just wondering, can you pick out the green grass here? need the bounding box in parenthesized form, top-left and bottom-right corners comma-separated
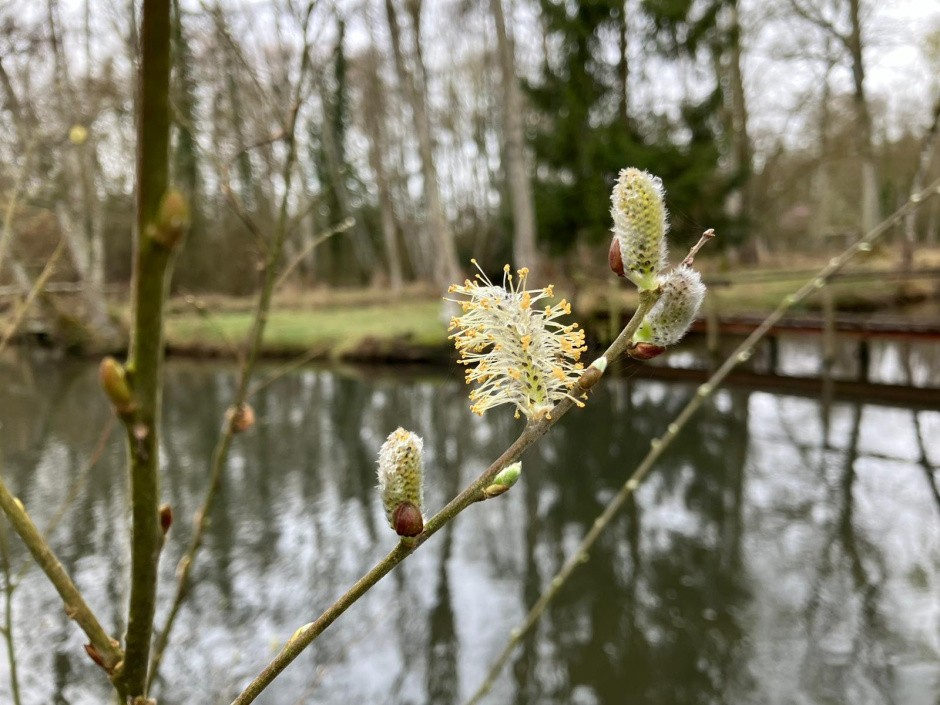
(166, 300, 449, 356)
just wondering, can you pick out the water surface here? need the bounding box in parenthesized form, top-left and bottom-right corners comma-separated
(0, 353, 938, 705)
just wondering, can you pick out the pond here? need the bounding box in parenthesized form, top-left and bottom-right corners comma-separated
(0, 350, 938, 705)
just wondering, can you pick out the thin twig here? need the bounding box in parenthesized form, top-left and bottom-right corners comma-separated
(147, 3, 317, 689)
(0, 470, 123, 674)
(274, 216, 355, 291)
(682, 228, 715, 267)
(228, 288, 661, 705)
(0, 521, 22, 705)
(0, 238, 66, 354)
(247, 346, 322, 399)
(462, 177, 940, 705)
(179, 293, 244, 361)
(0, 138, 36, 281)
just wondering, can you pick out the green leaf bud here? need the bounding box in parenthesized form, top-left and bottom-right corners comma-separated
(153, 189, 190, 249)
(484, 461, 522, 498)
(99, 356, 135, 415)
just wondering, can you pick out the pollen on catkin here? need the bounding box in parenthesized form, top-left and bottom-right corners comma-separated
(632, 265, 706, 347)
(610, 168, 668, 290)
(447, 261, 587, 420)
(377, 428, 424, 534)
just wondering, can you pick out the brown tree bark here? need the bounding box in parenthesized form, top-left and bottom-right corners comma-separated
(490, 0, 538, 274)
(384, 0, 461, 290)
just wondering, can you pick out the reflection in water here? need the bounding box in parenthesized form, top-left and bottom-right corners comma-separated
(0, 354, 938, 705)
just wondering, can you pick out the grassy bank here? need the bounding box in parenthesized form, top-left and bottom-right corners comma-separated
(5, 253, 937, 360)
(165, 298, 451, 361)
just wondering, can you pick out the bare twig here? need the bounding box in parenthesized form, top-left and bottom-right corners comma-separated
(274, 216, 355, 291)
(681, 228, 715, 267)
(247, 347, 322, 399)
(179, 293, 244, 361)
(0, 138, 35, 281)
(462, 177, 940, 705)
(0, 520, 22, 705)
(0, 238, 66, 354)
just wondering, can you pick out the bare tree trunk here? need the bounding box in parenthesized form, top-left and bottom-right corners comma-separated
(812, 57, 835, 245)
(846, 0, 878, 235)
(314, 71, 376, 274)
(384, 0, 460, 290)
(46, 0, 121, 348)
(490, 0, 538, 274)
(362, 50, 405, 291)
(618, 0, 629, 129)
(901, 97, 940, 270)
(719, 0, 759, 260)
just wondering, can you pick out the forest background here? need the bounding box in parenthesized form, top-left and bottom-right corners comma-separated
(1, 0, 939, 352)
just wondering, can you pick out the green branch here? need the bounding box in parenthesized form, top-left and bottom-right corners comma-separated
(228, 290, 660, 705)
(147, 4, 315, 690)
(116, 0, 175, 698)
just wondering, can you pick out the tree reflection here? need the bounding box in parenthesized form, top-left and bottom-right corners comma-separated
(1, 359, 937, 705)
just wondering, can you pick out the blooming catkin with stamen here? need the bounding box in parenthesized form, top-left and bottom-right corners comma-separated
(632, 265, 706, 348)
(610, 168, 668, 290)
(447, 261, 587, 420)
(377, 428, 424, 536)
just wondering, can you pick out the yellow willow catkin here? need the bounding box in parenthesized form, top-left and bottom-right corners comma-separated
(447, 261, 587, 420)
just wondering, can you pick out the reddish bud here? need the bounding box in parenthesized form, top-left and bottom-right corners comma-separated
(608, 237, 625, 277)
(578, 366, 603, 391)
(627, 342, 666, 360)
(226, 403, 256, 433)
(159, 504, 173, 535)
(391, 501, 423, 538)
(84, 643, 105, 669)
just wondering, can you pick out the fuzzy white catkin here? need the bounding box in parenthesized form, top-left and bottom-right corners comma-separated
(611, 168, 669, 290)
(634, 266, 706, 346)
(376, 428, 424, 527)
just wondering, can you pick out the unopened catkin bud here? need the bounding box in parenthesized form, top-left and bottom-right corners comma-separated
(152, 190, 190, 249)
(377, 428, 424, 536)
(99, 357, 135, 415)
(632, 266, 706, 348)
(484, 461, 522, 498)
(610, 168, 668, 290)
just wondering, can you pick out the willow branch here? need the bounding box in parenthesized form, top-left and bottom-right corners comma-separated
(116, 0, 174, 697)
(147, 4, 316, 689)
(462, 177, 940, 705)
(0, 471, 123, 674)
(228, 288, 660, 705)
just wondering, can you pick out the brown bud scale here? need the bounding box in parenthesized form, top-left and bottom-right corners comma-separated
(392, 501, 423, 537)
(608, 237, 625, 277)
(159, 503, 173, 535)
(628, 342, 666, 360)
